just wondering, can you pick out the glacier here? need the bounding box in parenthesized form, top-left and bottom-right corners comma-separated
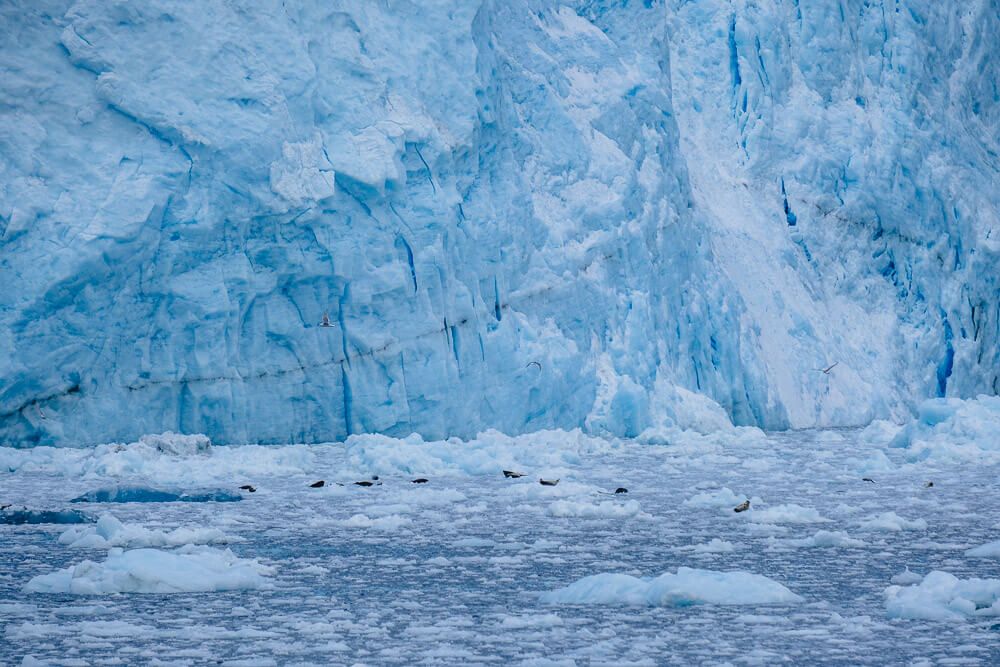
(1, 0, 997, 446)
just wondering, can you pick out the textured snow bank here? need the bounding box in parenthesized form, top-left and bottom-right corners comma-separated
(885, 571, 1000, 620)
(58, 514, 235, 549)
(25, 546, 272, 594)
(890, 396, 1000, 463)
(541, 568, 802, 606)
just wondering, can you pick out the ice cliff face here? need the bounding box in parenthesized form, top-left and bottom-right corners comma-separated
(0, 0, 996, 446)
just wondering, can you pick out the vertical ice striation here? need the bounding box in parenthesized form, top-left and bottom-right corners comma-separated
(668, 0, 1000, 426)
(0, 0, 996, 446)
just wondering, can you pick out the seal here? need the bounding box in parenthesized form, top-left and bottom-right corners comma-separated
(503, 470, 525, 479)
(733, 500, 750, 513)
(539, 478, 559, 487)
(412, 478, 429, 484)
(239, 485, 256, 493)
(614, 487, 628, 494)
(309, 480, 325, 488)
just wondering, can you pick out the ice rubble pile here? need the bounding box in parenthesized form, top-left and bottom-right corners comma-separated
(0, 431, 316, 485)
(1, 0, 997, 447)
(889, 395, 1000, 463)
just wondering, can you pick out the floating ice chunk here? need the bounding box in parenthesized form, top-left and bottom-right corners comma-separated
(138, 432, 211, 456)
(885, 571, 1000, 620)
(340, 514, 412, 531)
(453, 537, 496, 548)
(857, 512, 927, 532)
(683, 538, 738, 553)
(499, 613, 564, 629)
(889, 396, 1000, 464)
(890, 568, 924, 585)
(70, 487, 242, 504)
(965, 540, 1000, 558)
(343, 429, 612, 478)
(0, 507, 95, 525)
(784, 530, 864, 548)
(540, 567, 802, 607)
(749, 504, 830, 525)
(547, 499, 649, 519)
(0, 439, 317, 487)
(683, 487, 747, 508)
(859, 420, 902, 446)
(58, 514, 236, 549)
(24, 546, 273, 594)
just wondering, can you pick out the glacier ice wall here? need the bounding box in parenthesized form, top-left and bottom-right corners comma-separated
(668, 0, 1000, 428)
(0, 0, 996, 446)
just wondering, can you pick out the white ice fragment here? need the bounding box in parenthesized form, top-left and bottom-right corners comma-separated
(25, 546, 272, 594)
(885, 571, 1000, 620)
(541, 568, 803, 607)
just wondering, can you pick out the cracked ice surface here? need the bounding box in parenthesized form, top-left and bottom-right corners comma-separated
(3, 425, 1000, 665)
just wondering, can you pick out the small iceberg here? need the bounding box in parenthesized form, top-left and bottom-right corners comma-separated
(0, 507, 95, 525)
(541, 567, 803, 607)
(885, 571, 1000, 620)
(24, 545, 273, 594)
(58, 513, 237, 549)
(70, 486, 243, 504)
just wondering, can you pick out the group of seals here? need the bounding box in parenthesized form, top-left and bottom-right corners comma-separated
(239, 469, 633, 495)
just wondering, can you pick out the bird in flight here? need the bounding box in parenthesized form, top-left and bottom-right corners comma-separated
(816, 361, 838, 374)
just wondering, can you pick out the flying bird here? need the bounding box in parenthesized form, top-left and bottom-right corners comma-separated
(816, 362, 839, 374)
